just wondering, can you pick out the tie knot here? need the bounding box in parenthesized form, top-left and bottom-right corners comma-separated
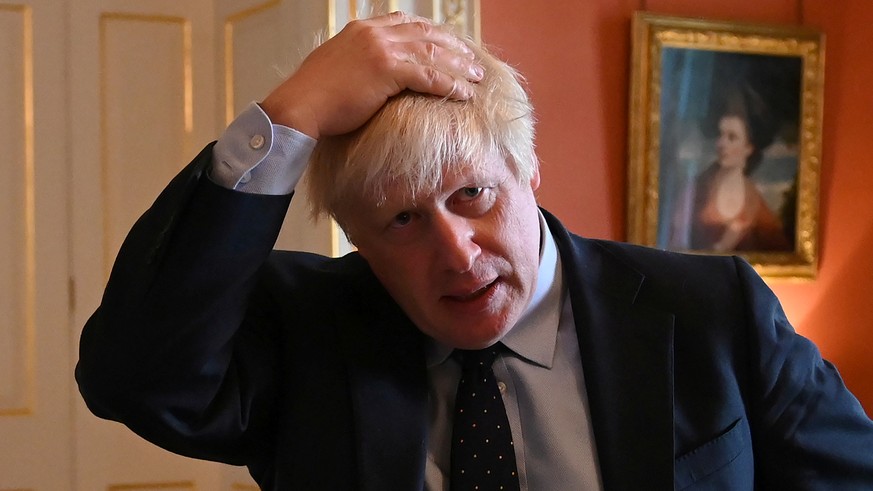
(458, 345, 500, 373)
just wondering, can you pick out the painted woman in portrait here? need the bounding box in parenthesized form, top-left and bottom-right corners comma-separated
(668, 88, 793, 252)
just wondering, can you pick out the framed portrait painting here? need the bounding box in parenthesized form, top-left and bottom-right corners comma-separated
(627, 12, 825, 279)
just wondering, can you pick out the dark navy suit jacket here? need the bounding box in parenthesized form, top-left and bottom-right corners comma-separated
(77, 144, 873, 490)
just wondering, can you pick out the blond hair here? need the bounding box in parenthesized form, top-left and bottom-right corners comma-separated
(305, 38, 537, 228)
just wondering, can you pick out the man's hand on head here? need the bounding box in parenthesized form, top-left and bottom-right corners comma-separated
(260, 11, 484, 140)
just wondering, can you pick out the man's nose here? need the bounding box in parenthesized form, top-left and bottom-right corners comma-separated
(432, 213, 481, 273)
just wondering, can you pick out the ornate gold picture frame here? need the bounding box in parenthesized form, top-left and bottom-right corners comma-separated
(627, 12, 824, 280)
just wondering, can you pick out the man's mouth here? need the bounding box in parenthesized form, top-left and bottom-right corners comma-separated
(446, 280, 498, 302)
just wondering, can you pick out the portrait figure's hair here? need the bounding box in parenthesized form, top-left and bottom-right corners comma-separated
(305, 32, 537, 230)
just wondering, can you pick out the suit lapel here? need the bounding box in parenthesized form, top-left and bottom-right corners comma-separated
(545, 211, 675, 490)
(337, 268, 429, 491)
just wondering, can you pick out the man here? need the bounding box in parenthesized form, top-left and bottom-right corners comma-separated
(77, 12, 873, 490)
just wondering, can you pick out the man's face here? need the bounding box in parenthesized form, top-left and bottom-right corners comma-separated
(344, 152, 542, 349)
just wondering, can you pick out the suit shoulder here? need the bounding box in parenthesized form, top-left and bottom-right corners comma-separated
(592, 239, 736, 271)
(580, 238, 753, 300)
(260, 249, 374, 288)
(543, 210, 745, 286)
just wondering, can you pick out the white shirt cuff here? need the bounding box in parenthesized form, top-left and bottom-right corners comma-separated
(210, 102, 316, 195)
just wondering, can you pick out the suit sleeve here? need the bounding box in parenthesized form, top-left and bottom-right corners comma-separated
(76, 143, 294, 465)
(736, 257, 873, 487)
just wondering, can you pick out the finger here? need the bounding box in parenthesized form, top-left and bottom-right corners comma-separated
(430, 43, 482, 80)
(402, 40, 482, 84)
(394, 34, 483, 99)
(382, 20, 472, 57)
(398, 63, 476, 100)
(352, 10, 430, 28)
(406, 53, 483, 87)
(447, 78, 458, 100)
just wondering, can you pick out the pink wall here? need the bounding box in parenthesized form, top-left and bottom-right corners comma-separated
(481, 0, 873, 413)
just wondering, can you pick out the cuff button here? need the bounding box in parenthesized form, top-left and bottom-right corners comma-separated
(249, 134, 265, 150)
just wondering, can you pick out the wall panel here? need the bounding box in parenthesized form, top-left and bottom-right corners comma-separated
(0, 3, 35, 417)
(100, 13, 192, 275)
(0, 0, 72, 488)
(224, 1, 282, 122)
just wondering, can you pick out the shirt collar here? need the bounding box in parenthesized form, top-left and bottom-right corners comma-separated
(426, 210, 564, 369)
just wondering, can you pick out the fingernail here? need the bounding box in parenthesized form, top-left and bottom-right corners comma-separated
(469, 63, 484, 79)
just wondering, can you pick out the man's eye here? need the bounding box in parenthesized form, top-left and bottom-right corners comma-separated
(461, 187, 483, 199)
(391, 212, 413, 228)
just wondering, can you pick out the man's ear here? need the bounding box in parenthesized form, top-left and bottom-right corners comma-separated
(530, 167, 541, 191)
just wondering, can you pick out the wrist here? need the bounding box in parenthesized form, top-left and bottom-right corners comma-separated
(259, 97, 320, 140)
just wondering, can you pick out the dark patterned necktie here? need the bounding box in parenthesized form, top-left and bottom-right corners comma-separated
(450, 346, 520, 491)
